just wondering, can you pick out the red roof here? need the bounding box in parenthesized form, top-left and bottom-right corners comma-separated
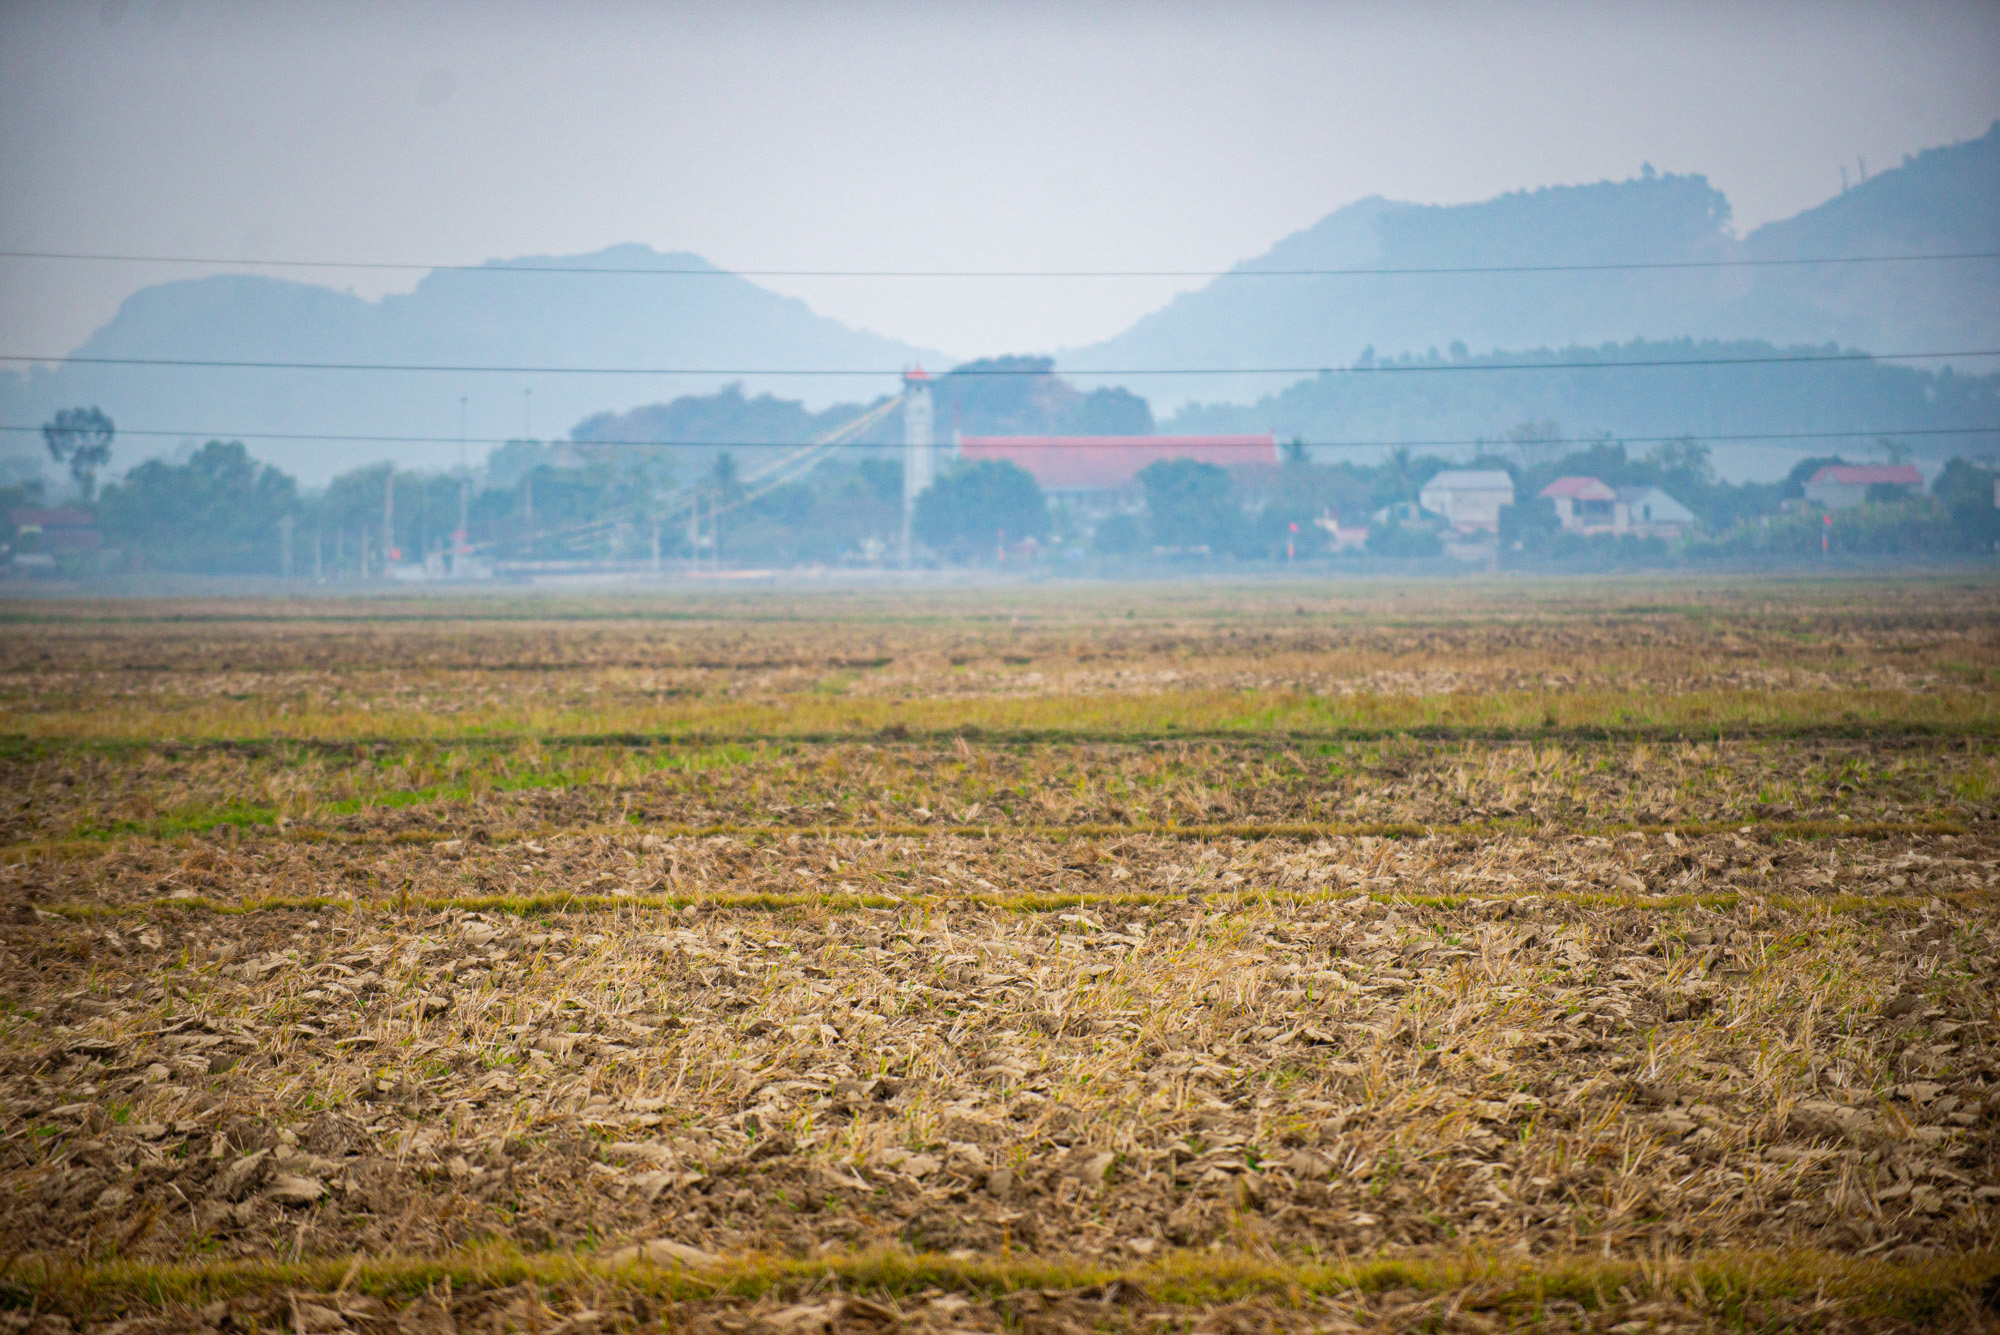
(10, 507, 95, 528)
(902, 366, 931, 382)
(959, 435, 1276, 490)
(1538, 476, 1617, 501)
(1810, 465, 1922, 487)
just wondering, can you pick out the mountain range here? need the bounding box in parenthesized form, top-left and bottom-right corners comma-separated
(1069, 121, 1999, 412)
(2, 121, 1994, 486)
(0, 248, 940, 484)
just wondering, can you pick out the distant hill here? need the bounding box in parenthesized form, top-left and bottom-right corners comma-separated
(1066, 122, 2000, 411)
(0, 245, 940, 485)
(570, 357, 1153, 483)
(1164, 336, 2000, 479)
(1743, 126, 2000, 354)
(10, 124, 1997, 492)
(570, 383, 894, 484)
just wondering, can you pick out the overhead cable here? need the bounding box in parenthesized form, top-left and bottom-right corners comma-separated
(2, 248, 1996, 279)
(5, 425, 1993, 452)
(5, 349, 1997, 377)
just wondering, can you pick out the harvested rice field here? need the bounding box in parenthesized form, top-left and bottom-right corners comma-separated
(3, 577, 1999, 1333)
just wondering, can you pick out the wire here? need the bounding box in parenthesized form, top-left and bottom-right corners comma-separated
(5, 349, 1997, 377)
(6, 425, 1993, 451)
(3, 247, 1996, 278)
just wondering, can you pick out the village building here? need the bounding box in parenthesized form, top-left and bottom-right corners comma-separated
(1538, 477, 1695, 538)
(7, 507, 101, 571)
(1802, 464, 1923, 510)
(1312, 512, 1370, 550)
(1417, 469, 1515, 532)
(1539, 476, 1619, 532)
(956, 434, 1278, 496)
(1614, 486, 1696, 538)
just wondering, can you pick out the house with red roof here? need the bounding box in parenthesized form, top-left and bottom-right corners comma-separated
(957, 435, 1278, 494)
(1537, 477, 1695, 538)
(1539, 477, 1619, 532)
(1802, 464, 1923, 511)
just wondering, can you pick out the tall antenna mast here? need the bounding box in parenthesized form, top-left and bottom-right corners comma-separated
(900, 367, 934, 568)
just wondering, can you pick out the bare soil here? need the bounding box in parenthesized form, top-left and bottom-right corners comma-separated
(2, 582, 1997, 1332)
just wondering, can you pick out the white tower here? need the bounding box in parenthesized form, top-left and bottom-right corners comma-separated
(900, 368, 934, 566)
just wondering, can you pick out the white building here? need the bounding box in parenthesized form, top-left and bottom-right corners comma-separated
(1418, 469, 1515, 532)
(1802, 464, 1922, 510)
(1615, 487, 1696, 538)
(1539, 476, 1695, 537)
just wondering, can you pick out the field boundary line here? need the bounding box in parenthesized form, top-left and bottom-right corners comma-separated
(28, 885, 1979, 921)
(2, 815, 1976, 858)
(7, 722, 2000, 753)
(7, 1241, 1996, 1322)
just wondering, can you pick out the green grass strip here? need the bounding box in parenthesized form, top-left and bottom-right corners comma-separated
(30, 884, 1969, 922)
(2, 813, 1973, 859)
(8, 719, 2000, 757)
(6, 1242, 1996, 1326)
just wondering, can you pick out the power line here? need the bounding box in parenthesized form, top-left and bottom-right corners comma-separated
(5, 425, 1993, 452)
(3, 247, 1996, 279)
(5, 349, 1998, 377)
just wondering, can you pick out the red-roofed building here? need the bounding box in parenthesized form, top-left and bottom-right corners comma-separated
(1538, 476, 1619, 532)
(1803, 464, 1923, 510)
(958, 435, 1278, 494)
(1535, 477, 1695, 537)
(9, 508, 100, 554)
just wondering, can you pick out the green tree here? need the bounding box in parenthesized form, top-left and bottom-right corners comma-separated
(1932, 456, 1995, 509)
(1138, 458, 1239, 552)
(1498, 496, 1560, 545)
(1931, 457, 2000, 549)
(41, 407, 115, 501)
(708, 449, 741, 497)
(1093, 513, 1143, 555)
(1366, 523, 1443, 559)
(913, 460, 1048, 558)
(1780, 456, 1846, 499)
(96, 440, 299, 573)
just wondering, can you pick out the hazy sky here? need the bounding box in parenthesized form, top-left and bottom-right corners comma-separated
(3, 0, 1997, 362)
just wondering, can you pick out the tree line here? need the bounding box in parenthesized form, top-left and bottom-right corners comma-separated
(5, 406, 1997, 575)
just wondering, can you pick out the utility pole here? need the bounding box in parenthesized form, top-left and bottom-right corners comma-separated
(278, 515, 295, 579)
(382, 467, 396, 574)
(314, 528, 322, 581)
(651, 521, 660, 574)
(459, 395, 469, 471)
(900, 368, 933, 568)
(455, 476, 471, 574)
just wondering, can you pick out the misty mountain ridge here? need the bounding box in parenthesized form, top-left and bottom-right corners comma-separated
(3, 122, 1994, 487)
(1068, 121, 1999, 410)
(1165, 334, 2000, 478)
(0, 244, 941, 485)
(569, 356, 1156, 484)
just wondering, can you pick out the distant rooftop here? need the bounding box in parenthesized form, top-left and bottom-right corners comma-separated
(1539, 476, 1618, 501)
(959, 435, 1277, 491)
(1422, 469, 1514, 490)
(9, 508, 95, 528)
(1810, 464, 1922, 487)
